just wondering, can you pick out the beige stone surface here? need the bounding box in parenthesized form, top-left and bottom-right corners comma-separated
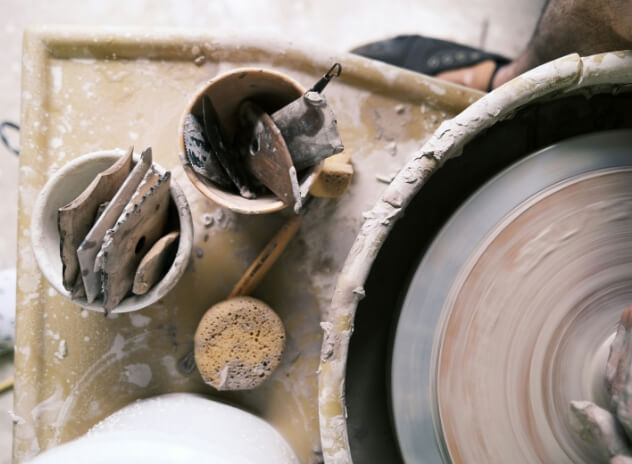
(0, 2, 544, 463)
(14, 27, 479, 463)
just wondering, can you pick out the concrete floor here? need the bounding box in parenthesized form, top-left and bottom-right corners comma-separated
(0, 1, 544, 462)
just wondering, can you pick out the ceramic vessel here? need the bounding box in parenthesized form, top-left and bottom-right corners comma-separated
(318, 51, 632, 463)
(31, 149, 193, 313)
(28, 393, 299, 464)
(178, 67, 317, 214)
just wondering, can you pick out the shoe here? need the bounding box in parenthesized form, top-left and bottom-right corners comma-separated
(352, 34, 509, 91)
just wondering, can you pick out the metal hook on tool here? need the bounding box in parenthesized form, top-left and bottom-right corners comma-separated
(309, 63, 343, 94)
(0, 121, 19, 156)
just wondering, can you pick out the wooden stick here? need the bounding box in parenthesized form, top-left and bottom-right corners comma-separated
(0, 376, 14, 393)
(228, 213, 302, 298)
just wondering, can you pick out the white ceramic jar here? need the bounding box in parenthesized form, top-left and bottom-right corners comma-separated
(28, 393, 299, 464)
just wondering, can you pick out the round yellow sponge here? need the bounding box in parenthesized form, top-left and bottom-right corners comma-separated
(194, 296, 286, 391)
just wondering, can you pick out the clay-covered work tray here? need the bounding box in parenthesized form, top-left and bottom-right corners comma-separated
(14, 26, 481, 463)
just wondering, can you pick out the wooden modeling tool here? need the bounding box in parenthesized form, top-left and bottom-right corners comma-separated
(239, 100, 301, 213)
(99, 170, 171, 313)
(133, 231, 180, 295)
(58, 147, 132, 290)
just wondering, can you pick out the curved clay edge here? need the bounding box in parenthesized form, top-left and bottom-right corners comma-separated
(317, 50, 632, 464)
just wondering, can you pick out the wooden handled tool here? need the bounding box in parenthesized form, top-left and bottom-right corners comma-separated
(193, 203, 309, 391)
(0, 376, 13, 393)
(228, 213, 302, 298)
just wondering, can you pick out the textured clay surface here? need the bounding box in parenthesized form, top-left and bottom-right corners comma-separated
(194, 296, 285, 390)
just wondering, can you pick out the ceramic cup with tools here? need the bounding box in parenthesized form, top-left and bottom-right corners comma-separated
(179, 68, 308, 214)
(31, 149, 193, 313)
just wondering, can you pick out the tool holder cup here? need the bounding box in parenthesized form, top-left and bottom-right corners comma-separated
(30, 150, 193, 313)
(178, 68, 316, 215)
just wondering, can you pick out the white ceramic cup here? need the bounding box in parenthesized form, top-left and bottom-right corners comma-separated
(28, 393, 299, 464)
(31, 149, 193, 313)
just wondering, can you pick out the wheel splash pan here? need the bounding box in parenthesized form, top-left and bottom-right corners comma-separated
(393, 130, 632, 463)
(320, 51, 632, 464)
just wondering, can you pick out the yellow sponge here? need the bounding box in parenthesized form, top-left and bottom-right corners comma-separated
(310, 152, 354, 198)
(194, 296, 285, 391)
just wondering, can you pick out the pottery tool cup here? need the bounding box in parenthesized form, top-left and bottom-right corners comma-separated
(179, 68, 319, 215)
(31, 149, 193, 313)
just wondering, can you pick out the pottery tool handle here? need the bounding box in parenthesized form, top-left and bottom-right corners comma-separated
(310, 63, 342, 93)
(0, 376, 13, 393)
(228, 213, 302, 298)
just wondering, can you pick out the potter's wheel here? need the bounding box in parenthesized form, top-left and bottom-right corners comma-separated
(391, 129, 632, 463)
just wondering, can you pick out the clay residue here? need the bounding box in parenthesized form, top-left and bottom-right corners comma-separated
(122, 363, 152, 388)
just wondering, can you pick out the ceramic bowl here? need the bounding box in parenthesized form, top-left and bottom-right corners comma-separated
(178, 67, 316, 215)
(28, 393, 299, 463)
(31, 149, 193, 313)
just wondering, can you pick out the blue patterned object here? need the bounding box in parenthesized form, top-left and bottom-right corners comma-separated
(0, 268, 15, 354)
